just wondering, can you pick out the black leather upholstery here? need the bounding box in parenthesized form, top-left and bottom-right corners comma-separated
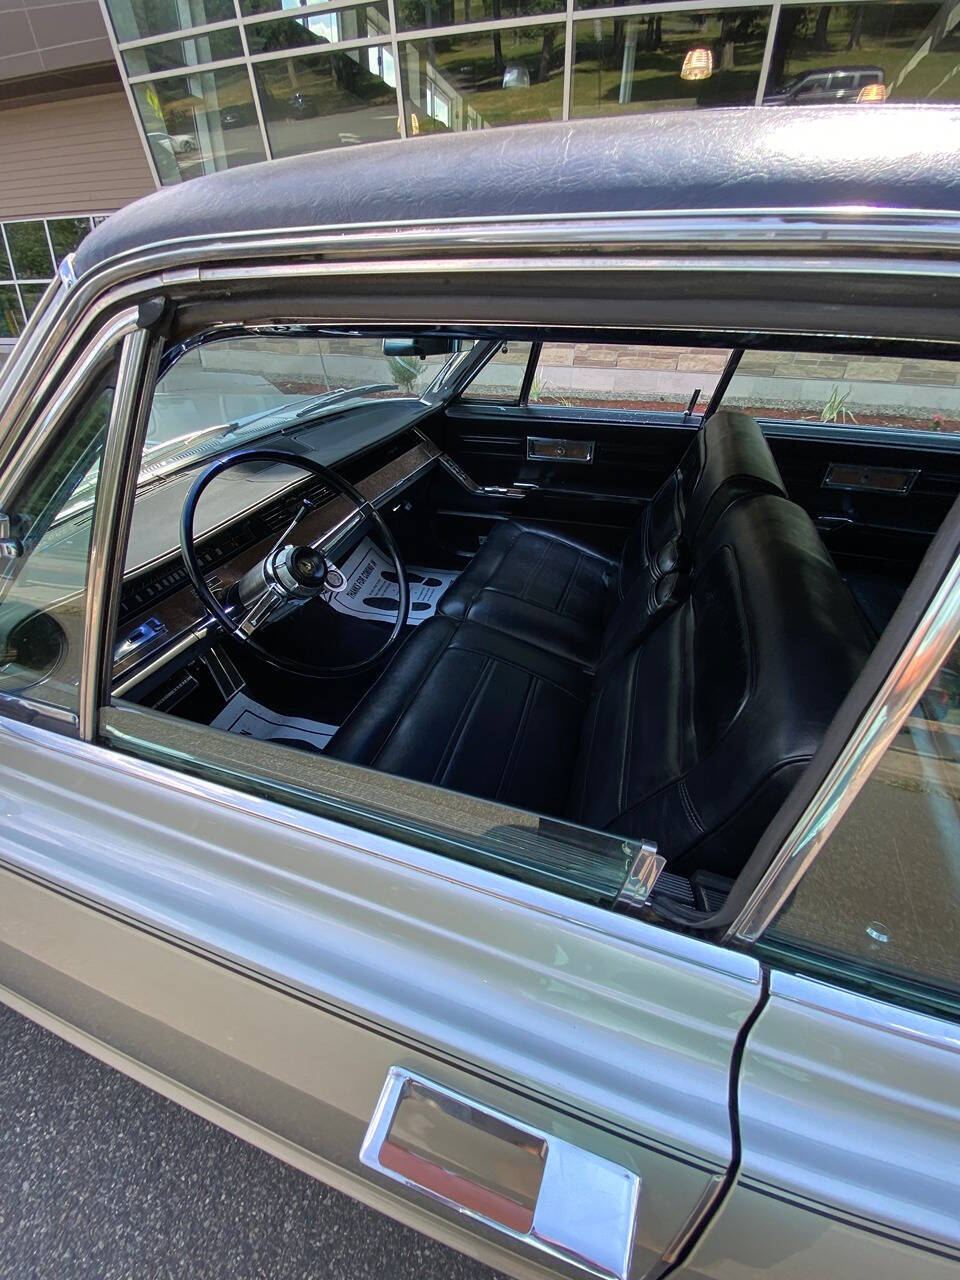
(327, 413, 873, 879)
(569, 495, 872, 876)
(437, 410, 785, 666)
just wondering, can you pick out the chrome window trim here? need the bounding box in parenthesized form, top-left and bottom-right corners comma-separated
(0, 308, 139, 509)
(728, 550, 960, 943)
(8, 208, 960, 472)
(79, 327, 160, 740)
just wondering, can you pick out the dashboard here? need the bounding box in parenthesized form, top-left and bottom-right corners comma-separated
(113, 425, 442, 694)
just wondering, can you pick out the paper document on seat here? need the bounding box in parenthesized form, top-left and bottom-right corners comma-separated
(326, 537, 457, 626)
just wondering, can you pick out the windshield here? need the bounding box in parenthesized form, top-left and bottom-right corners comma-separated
(57, 333, 468, 520)
(146, 334, 463, 469)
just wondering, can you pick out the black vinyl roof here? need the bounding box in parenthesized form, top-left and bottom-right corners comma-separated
(73, 105, 960, 278)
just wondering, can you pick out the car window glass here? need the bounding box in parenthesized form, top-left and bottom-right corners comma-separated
(0, 367, 115, 717)
(149, 335, 462, 459)
(526, 343, 731, 414)
(765, 641, 960, 1007)
(459, 342, 533, 402)
(722, 350, 960, 434)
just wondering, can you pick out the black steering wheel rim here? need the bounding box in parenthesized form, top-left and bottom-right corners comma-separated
(179, 447, 410, 678)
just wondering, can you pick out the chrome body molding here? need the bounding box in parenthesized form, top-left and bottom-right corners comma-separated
(732, 970, 960, 1258)
(729, 549, 960, 942)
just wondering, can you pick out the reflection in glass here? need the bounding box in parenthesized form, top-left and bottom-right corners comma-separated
(4, 221, 53, 280)
(400, 24, 564, 134)
(770, 641, 960, 998)
(104, 0, 235, 44)
(0, 235, 11, 280)
(133, 66, 266, 185)
(19, 286, 48, 320)
(572, 11, 768, 117)
(122, 28, 244, 77)
(763, 2, 959, 105)
(246, 3, 390, 54)
(254, 48, 399, 157)
(0, 287, 23, 339)
(395, 0, 564, 32)
(48, 218, 93, 263)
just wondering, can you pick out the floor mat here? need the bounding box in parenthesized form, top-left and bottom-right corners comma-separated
(211, 690, 339, 751)
(326, 537, 458, 626)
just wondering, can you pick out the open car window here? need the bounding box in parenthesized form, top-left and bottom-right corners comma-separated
(722, 349, 960, 435)
(100, 327, 958, 939)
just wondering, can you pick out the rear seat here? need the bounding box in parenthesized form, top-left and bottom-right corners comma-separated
(327, 416, 873, 879)
(436, 410, 786, 666)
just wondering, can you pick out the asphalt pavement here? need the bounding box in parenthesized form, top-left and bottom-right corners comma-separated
(0, 1001, 503, 1280)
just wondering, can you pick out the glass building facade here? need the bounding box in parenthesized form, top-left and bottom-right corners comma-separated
(0, 216, 107, 338)
(90, 0, 960, 184)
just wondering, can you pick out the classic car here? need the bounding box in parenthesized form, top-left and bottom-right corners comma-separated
(0, 106, 958, 1280)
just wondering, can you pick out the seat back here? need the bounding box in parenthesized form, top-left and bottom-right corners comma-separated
(570, 495, 872, 877)
(619, 410, 786, 597)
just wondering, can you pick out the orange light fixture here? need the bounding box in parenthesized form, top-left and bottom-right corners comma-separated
(680, 47, 713, 81)
(856, 82, 888, 102)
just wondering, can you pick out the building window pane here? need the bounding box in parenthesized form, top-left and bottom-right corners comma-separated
(529, 343, 731, 412)
(48, 218, 93, 263)
(4, 221, 53, 280)
(19, 286, 48, 320)
(122, 28, 245, 77)
(104, 0, 235, 44)
(133, 66, 266, 185)
(246, 4, 390, 54)
(764, 2, 959, 106)
(254, 48, 399, 157)
(0, 287, 24, 339)
(396, 0, 564, 33)
(767, 642, 960, 1005)
(461, 342, 533, 401)
(400, 24, 565, 134)
(572, 11, 769, 118)
(723, 349, 960, 433)
(0, 235, 11, 281)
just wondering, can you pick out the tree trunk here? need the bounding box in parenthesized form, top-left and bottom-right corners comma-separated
(846, 5, 864, 49)
(813, 5, 831, 50)
(491, 0, 504, 72)
(537, 25, 558, 82)
(767, 7, 801, 92)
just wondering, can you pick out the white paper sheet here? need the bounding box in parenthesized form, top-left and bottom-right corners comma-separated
(325, 538, 458, 626)
(211, 690, 338, 751)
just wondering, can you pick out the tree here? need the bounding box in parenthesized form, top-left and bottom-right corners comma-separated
(813, 5, 831, 50)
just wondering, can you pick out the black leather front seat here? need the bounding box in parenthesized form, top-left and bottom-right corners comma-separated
(436, 410, 786, 666)
(327, 494, 872, 879)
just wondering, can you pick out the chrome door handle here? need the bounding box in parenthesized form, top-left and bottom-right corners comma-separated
(360, 1067, 640, 1279)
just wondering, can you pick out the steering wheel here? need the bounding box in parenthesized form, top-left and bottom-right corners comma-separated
(179, 448, 410, 677)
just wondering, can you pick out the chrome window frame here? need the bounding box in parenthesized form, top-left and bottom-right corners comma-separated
(3, 208, 960, 944)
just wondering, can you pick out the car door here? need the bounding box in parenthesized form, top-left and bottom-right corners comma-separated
(0, 315, 763, 1279)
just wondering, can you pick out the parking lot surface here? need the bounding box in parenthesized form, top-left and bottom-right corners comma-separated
(0, 1002, 502, 1280)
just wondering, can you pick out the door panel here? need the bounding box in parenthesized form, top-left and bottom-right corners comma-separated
(0, 714, 764, 1279)
(764, 429, 960, 581)
(426, 403, 698, 560)
(677, 969, 960, 1278)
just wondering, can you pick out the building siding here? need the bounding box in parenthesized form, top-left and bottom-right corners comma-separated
(0, 89, 154, 219)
